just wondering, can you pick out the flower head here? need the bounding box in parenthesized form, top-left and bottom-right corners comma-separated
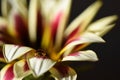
(0, 0, 117, 80)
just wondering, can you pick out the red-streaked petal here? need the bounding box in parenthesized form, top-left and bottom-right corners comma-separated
(66, 32, 105, 45)
(0, 62, 29, 80)
(8, 9, 29, 45)
(65, 1, 102, 38)
(27, 57, 56, 77)
(59, 32, 104, 56)
(0, 64, 15, 80)
(50, 65, 77, 80)
(14, 59, 31, 78)
(62, 50, 98, 61)
(3, 44, 33, 62)
(53, 0, 71, 49)
(40, 0, 71, 49)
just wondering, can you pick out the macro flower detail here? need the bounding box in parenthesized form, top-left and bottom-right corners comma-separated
(0, 0, 117, 80)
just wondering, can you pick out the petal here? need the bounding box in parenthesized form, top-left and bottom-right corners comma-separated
(66, 32, 105, 45)
(87, 15, 118, 36)
(59, 32, 104, 56)
(14, 59, 31, 78)
(28, 0, 38, 43)
(0, 63, 26, 80)
(50, 65, 77, 80)
(27, 57, 56, 77)
(1, 0, 10, 17)
(65, 1, 102, 38)
(41, 0, 71, 49)
(62, 50, 98, 61)
(53, 0, 71, 49)
(8, 0, 27, 18)
(0, 64, 15, 80)
(3, 44, 33, 62)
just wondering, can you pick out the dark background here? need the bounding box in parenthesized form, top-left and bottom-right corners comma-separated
(70, 0, 120, 80)
(0, 0, 120, 80)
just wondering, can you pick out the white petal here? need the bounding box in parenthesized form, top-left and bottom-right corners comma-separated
(62, 50, 98, 61)
(28, 0, 38, 43)
(59, 32, 104, 55)
(3, 44, 33, 62)
(28, 57, 56, 77)
(87, 15, 118, 36)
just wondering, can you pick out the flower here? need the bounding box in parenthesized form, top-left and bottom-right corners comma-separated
(0, 0, 117, 80)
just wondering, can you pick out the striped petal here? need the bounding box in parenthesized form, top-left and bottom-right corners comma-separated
(50, 65, 77, 80)
(0, 62, 29, 80)
(0, 64, 15, 80)
(65, 1, 102, 38)
(3, 44, 33, 62)
(27, 57, 56, 77)
(87, 15, 118, 36)
(14, 59, 31, 79)
(59, 32, 104, 56)
(62, 50, 98, 61)
(40, 0, 71, 49)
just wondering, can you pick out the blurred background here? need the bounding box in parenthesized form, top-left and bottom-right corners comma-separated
(70, 0, 120, 80)
(0, 0, 120, 80)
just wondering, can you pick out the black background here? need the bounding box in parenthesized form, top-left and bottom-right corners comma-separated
(0, 0, 120, 80)
(70, 0, 120, 80)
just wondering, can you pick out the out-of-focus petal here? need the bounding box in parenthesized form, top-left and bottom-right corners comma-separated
(59, 32, 104, 56)
(50, 65, 77, 80)
(53, 0, 71, 49)
(40, 0, 71, 49)
(1, 0, 10, 17)
(87, 15, 118, 36)
(64, 1, 102, 38)
(2, 44, 33, 62)
(8, 0, 27, 18)
(27, 57, 56, 77)
(28, 0, 38, 43)
(14, 59, 31, 79)
(62, 50, 98, 61)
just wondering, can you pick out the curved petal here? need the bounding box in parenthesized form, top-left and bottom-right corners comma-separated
(50, 65, 77, 80)
(27, 57, 56, 77)
(0, 64, 15, 80)
(3, 44, 33, 62)
(14, 59, 31, 78)
(59, 32, 104, 56)
(0, 63, 28, 80)
(86, 15, 118, 36)
(62, 50, 98, 61)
